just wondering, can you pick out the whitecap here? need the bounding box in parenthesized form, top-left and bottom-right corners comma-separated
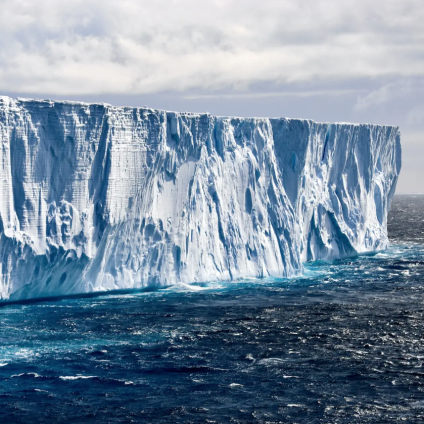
(14, 349, 34, 359)
(59, 375, 96, 381)
(165, 282, 220, 292)
(257, 358, 286, 365)
(11, 372, 40, 378)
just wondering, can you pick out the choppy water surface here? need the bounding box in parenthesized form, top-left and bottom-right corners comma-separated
(1, 195, 424, 423)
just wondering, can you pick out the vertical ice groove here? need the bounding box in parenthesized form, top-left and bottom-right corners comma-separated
(0, 96, 401, 301)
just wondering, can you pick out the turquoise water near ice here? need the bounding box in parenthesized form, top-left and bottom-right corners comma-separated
(1, 195, 424, 423)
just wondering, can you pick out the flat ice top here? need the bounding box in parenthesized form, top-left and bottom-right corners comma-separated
(0, 95, 396, 129)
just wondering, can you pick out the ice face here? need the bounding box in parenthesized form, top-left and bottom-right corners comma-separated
(0, 96, 401, 301)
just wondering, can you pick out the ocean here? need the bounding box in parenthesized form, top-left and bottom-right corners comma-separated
(1, 194, 424, 423)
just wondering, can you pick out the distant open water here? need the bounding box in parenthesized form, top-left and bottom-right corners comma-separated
(1, 194, 424, 423)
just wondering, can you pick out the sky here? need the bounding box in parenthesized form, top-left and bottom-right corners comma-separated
(1, 0, 423, 193)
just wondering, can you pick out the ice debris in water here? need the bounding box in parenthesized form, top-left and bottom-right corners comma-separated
(0, 96, 401, 301)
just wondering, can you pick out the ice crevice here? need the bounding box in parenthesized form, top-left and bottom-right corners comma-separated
(0, 96, 401, 301)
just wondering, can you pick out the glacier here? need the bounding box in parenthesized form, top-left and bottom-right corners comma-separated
(0, 96, 401, 301)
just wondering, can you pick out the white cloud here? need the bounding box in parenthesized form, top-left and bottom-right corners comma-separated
(407, 105, 424, 126)
(0, 0, 423, 95)
(354, 79, 424, 110)
(354, 84, 398, 110)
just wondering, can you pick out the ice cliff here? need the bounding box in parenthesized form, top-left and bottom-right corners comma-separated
(0, 96, 401, 301)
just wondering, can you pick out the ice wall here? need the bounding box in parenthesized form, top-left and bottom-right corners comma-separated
(0, 96, 401, 301)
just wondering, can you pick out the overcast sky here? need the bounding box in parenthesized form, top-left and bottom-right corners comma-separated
(1, 0, 423, 193)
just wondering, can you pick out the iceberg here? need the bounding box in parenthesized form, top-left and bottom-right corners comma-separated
(0, 96, 401, 301)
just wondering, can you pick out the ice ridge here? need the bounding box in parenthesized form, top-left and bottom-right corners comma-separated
(0, 96, 401, 301)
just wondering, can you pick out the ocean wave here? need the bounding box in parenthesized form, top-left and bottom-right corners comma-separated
(59, 375, 97, 381)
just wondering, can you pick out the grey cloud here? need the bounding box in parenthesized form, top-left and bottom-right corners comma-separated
(0, 0, 423, 95)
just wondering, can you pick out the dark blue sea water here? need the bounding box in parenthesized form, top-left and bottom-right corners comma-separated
(1, 195, 424, 423)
